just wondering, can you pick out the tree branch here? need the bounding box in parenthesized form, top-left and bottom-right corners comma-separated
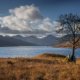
(75, 37, 80, 44)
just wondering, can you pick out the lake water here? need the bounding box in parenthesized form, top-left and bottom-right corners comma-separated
(0, 46, 80, 58)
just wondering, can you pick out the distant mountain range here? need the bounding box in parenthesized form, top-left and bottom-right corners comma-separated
(0, 34, 79, 47)
(0, 35, 36, 46)
(0, 35, 59, 46)
(13, 35, 59, 46)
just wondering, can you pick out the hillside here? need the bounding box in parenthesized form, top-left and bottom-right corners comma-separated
(0, 34, 80, 47)
(55, 34, 80, 48)
(13, 35, 59, 46)
(0, 53, 80, 80)
(56, 41, 80, 48)
(0, 35, 59, 46)
(0, 35, 37, 46)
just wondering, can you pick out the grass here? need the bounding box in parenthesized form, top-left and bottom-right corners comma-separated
(0, 53, 80, 80)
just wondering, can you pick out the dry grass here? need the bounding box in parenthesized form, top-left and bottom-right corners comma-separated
(0, 53, 80, 80)
(56, 41, 80, 48)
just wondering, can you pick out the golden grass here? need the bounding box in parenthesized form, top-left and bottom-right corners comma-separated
(0, 53, 80, 80)
(56, 41, 80, 48)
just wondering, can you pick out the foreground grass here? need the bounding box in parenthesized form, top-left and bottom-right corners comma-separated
(0, 53, 80, 80)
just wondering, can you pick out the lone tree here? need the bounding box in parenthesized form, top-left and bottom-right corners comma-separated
(57, 13, 80, 62)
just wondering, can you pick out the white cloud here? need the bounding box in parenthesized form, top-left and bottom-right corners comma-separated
(9, 5, 43, 20)
(0, 4, 60, 37)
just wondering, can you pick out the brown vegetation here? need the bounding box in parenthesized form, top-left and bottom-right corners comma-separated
(56, 41, 80, 48)
(0, 53, 80, 80)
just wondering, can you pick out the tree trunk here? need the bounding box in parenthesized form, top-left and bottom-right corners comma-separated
(68, 34, 76, 62)
(70, 33, 76, 62)
(72, 46, 76, 61)
(69, 44, 76, 62)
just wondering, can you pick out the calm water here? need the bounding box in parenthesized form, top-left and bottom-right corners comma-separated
(0, 46, 80, 58)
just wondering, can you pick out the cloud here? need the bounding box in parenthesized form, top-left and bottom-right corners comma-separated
(9, 5, 43, 20)
(0, 5, 59, 37)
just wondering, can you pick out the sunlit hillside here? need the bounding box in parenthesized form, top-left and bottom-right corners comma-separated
(56, 41, 80, 48)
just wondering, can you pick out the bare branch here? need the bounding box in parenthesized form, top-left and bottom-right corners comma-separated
(58, 13, 80, 47)
(75, 37, 80, 44)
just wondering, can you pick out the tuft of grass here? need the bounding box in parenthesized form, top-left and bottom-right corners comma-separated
(34, 53, 66, 58)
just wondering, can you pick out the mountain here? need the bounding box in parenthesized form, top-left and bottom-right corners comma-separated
(0, 35, 37, 46)
(13, 35, 59, 46)
(0, 35, 59, 46)
(0, 34, 79, 47)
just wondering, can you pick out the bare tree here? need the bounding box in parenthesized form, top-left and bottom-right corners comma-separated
(57, 13, 80, 62)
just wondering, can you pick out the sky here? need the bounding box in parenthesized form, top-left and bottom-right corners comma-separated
(0, 0, 80, 37)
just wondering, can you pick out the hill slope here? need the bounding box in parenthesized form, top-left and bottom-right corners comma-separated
(0, 35, 37, 46)
(13, 35, 59, 46)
